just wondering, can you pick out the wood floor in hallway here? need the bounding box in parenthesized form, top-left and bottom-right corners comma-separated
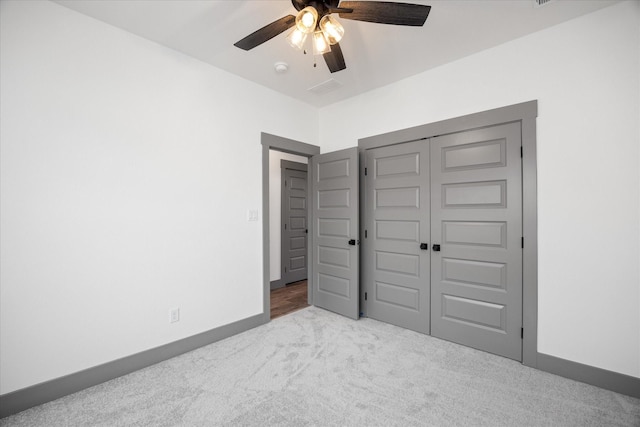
(270, 280, 309, 319)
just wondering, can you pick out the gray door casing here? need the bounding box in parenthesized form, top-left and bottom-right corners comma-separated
(262, 134, 320, 320)
(311, 147, 360, 320)
(363, 140, 431, 334)
(281, 161, 308, 285)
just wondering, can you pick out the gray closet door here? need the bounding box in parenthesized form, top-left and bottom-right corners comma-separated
(364, 141, 430, 333)
(282, 166, 308, 284)
(311, 147, 359, 319)
(430, 122, 523, 361)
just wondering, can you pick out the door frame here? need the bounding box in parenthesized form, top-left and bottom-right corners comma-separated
(261, 133, 320, 322)
(280, 160, 308, 287)
(357, 101, 538, 369)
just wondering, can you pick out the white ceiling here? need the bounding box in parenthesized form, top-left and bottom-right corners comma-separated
(53, 0, 618, 107)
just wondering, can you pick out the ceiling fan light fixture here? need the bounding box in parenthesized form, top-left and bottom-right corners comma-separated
(319, 15, 344, 45)
(234, 0, 432, 74)
(295, 6, 318, 34)
(286, 28, 308, 50)
(312, 30, 331, 55)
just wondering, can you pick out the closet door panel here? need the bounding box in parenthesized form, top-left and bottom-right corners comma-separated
(363, 140, 430, 334)
(430, 123, 523, 361)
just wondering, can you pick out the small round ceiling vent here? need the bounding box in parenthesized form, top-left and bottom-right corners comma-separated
(274, 62, 289, 74)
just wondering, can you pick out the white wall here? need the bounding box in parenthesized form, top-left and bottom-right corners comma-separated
(319, 1, 640, 378)
(269, 151, 308, 282)
(0, 0, 318, 394)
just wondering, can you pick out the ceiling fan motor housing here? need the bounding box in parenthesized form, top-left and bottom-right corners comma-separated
(293, 0, 341, 16)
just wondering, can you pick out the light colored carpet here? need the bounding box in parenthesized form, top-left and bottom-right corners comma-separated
(1, 306, 639, 426)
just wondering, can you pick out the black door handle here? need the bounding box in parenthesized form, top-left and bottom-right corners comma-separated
(432, 244, 441, 252)
(348, 239, 356, 246)
(420, 243, 428, 250)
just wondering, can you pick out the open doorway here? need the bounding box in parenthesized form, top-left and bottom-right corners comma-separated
(269, 151, 309, 318)
(261, 133, 320, 322)
(261, 134, 360, 321)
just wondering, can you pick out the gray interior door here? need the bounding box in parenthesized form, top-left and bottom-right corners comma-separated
(363, 141, 430, 333)
(281, 162, 308, 284)
(430, 122, 523, 361)
(311, 147, 359, 320)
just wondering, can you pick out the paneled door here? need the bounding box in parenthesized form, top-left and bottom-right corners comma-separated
(430, 123, 523, 361)
(363, 141, 431, 333)
(311, 148, 359, 320)
(281, 163, 308, 284)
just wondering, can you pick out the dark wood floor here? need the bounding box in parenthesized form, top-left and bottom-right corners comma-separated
(270, 280, 309, 319)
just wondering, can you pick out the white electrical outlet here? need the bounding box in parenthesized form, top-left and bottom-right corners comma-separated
(170, 308, 180, 323)
(247, 209, 259, 222)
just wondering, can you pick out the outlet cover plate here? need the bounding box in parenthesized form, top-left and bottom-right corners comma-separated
(170, 308, 180, 323)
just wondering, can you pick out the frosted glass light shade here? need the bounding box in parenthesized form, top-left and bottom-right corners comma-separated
(296, 6, 318, 34)
(286, 28, 307, 50)
(319, 15, 344, 45)
(312, 31, 330, 55)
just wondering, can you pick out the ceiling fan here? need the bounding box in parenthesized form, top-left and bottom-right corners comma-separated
(234, 1, 431, 73)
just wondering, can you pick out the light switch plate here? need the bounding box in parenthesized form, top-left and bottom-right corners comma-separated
(247, 209, 259, 222)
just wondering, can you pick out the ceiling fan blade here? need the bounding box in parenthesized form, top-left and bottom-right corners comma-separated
(234, 15, 296, 51)
(323, 43, 346, 73)
(338, 1, 431, 26)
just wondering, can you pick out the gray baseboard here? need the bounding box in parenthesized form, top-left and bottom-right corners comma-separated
(3, 319, 638, 419)
(270, 279, 285, 290)
(537, 353, 640, 399)
(0, 313, 266, 419)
